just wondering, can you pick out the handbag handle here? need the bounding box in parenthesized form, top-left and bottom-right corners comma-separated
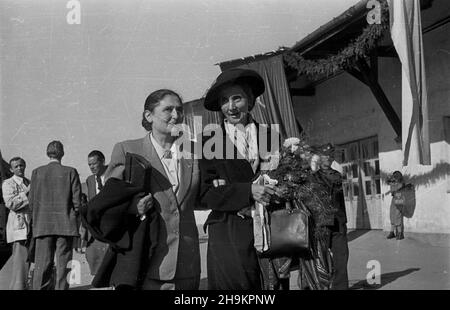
(290, 199, 312, 217)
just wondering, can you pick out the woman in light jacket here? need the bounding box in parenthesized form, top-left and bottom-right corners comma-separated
(105, 89, 201, 290)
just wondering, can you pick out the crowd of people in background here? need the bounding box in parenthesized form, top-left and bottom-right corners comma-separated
(0, 142, 112, 289)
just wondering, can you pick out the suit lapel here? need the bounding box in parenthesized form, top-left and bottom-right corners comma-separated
(142, 134, 177, 205)
(221, 123, 255, 179)
(177, 156, 192, 206)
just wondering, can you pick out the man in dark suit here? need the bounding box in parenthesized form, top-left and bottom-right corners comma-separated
(83, 150, 109, 276)
(30, 141, 81, 290)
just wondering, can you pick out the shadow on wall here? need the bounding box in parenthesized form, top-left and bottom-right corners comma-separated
(380, 162, 450, 188)
(401, 184, 416, 219)
(380, 162, 450, 219)
(350, 268, 420, 290)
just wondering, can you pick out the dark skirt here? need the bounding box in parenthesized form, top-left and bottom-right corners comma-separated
(206, 214, 261, 290)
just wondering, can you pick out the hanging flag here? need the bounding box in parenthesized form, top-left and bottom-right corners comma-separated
(388, 0, 431, 166)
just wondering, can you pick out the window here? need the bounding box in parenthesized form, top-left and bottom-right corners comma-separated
(363, 162, 371, 176)
(343, 182, 350, 199)
(365, 181, 372, 195)
(375, 179, 381, 195)
(351, 164, 358, 178)
(353, 183, 359, 196)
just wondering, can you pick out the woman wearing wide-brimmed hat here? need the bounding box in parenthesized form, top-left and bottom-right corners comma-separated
(200, 68, 281, 289)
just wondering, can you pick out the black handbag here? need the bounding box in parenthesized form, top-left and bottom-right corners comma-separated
(124, 152, 152, 192)
(259, 199, 310, 257)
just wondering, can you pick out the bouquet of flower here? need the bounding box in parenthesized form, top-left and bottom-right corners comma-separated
(267, 136, 337, 240)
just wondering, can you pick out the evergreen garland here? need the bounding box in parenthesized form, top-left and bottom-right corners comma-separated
(283, 0, 389, 77)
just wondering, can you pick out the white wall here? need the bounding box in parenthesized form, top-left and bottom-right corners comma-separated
(292, 3, 450, 233)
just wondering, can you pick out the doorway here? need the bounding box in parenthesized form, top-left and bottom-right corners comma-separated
(335, 136, 382, 229)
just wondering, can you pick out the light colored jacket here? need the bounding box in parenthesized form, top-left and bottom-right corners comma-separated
(2, 176, 31, 243)
(105, 133, 201, 281)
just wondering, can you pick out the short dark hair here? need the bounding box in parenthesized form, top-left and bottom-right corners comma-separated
(141, 89, 183, 131)
(9, 157, 25, 167)
(88, 150, 105, 162)
(46, 140, 64, 159)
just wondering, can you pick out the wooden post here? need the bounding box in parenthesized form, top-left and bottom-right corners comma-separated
(346, 58, 402, 138)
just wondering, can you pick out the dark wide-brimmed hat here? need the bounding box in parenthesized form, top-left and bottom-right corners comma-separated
(203, 68, 265, 111)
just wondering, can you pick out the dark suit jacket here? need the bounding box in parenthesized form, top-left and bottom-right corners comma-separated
(201, 122, 280, 227)
(86, 174, 97, 201)
(83, 169, 108, 243)
(199, 122, 280, 289)
(105, 133, 201, 281)
(80, 176, 159, 288)
(86, 167, 108, 201)
(29, 161, 81, 237)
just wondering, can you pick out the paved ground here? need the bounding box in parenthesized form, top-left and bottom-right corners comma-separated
(1, 230, 449, 290)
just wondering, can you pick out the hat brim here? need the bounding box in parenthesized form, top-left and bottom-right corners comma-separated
(204, 69, 265, 111)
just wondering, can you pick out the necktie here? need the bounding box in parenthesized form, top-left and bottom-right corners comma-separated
(163, 150, 172, 159)
(20, 179, 30, 193)
(96, 175, 103, 191)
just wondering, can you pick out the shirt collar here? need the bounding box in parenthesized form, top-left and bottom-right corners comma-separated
(150, 132, 178, 160)
(94, 172, 106, 180)
(12, 175, 24, 185)
(94, 167, 107, 179)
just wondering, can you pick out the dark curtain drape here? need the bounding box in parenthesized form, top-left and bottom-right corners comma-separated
(183, 98, 221, 140)
(237, 55, 302, 140)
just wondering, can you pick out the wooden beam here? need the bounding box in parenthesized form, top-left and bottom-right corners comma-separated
(370, 50, 378, 82)
(346, 67, 370, 86)
(423, 15, 450, 34)
(355, 58, 402, 137)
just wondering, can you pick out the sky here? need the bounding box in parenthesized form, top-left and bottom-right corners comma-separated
(0, 0, 359, 180)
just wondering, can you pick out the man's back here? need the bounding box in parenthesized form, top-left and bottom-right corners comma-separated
(30, 162, 81, 238)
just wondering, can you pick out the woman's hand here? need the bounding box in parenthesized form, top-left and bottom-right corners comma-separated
(251, 184, 276, 205)
(136, 193, 153, 216)
(237, 206, 252, 218)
